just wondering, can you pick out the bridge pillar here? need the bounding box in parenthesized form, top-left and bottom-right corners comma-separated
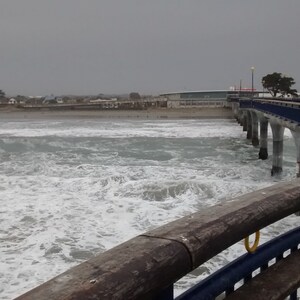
(250, 111, 259, 147)
(270, 123, 285, 176)
(238, 110, 244, 126)
(232, 103, 239, 121)
(291, 130, 300, 178)
(242, 112, 247, 132)
(246, 111, 252, 140)
(259, 118, 268, 160)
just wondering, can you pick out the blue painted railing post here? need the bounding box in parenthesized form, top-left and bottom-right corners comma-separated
(156, 284, 174, 300)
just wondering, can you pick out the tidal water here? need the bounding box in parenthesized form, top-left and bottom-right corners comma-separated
(0, 118, 298, 299)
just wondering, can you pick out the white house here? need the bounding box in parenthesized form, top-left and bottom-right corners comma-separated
(8, 98, 17, 105)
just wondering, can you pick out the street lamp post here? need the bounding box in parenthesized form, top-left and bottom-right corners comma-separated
(251, 67, 255, 98)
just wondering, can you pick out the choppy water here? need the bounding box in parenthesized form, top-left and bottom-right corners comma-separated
(0, 118, 298, 299)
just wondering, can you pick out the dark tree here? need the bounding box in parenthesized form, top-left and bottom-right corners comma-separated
(262, 72, 282, 97)
(279, 76, 298, 97)
(0, 89, 5, 98)
(129, 92, 141, 100)
(262, 72, 298, 97)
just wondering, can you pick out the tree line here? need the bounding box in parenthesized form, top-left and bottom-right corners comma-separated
(1, 73, 298, 101)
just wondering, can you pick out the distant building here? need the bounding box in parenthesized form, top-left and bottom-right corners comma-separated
(43, 95, 57, 104)
(160, 90, 259, 108)
(8, 98, 17, 105)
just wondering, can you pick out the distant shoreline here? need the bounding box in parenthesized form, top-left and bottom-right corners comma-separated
(0, 107, 234, 120)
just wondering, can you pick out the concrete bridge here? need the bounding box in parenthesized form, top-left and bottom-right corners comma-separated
(231, 97, 300, 177)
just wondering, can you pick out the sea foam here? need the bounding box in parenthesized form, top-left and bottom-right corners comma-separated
(0, 118, 297, 299)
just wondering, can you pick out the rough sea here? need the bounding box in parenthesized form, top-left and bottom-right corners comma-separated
(0, 117, 298, 299)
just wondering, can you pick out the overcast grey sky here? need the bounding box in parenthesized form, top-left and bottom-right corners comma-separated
(1, 1, 299, 96)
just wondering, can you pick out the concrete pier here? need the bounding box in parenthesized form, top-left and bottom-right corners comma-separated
(291, 131, 300, 178)
(259, 118, 268, 160)
(243, 112, 247, 132)
(232, 103, 239, 121)
(250, 111, 259, 147)
(270, 123, 285, 176)
(246, 111, 252, 140)
(238, 110, 244, 126)
(236, 96, 300, 177)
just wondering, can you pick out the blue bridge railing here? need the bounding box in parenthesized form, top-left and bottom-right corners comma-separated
(239, 98, 300, 124)
(168, 226, 300, 300)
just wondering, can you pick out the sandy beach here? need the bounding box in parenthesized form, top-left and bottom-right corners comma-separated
(0, 107, 234, 120)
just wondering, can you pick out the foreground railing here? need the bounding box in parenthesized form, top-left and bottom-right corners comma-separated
(16, 179, 300, 300)
(174, 227, 300, 300)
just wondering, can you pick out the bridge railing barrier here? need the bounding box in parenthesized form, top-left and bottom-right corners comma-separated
(239, 98, 253, 109)
(175, 226, 300, 300)
(16, 179, 300, 300)
(252, 101, 300, 123)
(238, 97, 300, 124)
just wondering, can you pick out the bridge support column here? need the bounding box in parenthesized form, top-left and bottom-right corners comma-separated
(250, 111, 259, 147)
(246, 111, 252, 140)
(259, 118, 268, 160)
(237, 110, 244, 126)
(232, 103, 239, 121)
(270, 123, 285, 176)
(291, 130, 300, 178)
(242, 112, 247, 132)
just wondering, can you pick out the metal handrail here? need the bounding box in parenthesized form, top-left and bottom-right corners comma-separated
(176, 226, 300, 300)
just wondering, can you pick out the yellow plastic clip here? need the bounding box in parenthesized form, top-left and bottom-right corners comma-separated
(244, 231, 260, 253)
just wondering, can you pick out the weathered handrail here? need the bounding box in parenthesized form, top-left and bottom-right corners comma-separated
(16, 179, 300, 300)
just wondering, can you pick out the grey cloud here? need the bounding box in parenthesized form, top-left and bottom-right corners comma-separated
(0, 0, 299, 95)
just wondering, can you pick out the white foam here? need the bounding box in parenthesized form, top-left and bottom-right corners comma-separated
(0, 119, 245, 138)
(0, 118, 297, 299)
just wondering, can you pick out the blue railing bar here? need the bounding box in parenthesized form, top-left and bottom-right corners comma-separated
(156, 284, 174, 300)
(225, 287, 234, 297)
(238, 97, 300, 105)
(238, 99, 300, 123)
(254, 98, 300, 106)
(176, 226, 300, 300)
(276, 253, 284, 263)
(222, 250, 300, 300)
(290, 290, 297, 300)
(243, 273, 252, 283)
(260, 263, 268, 272)
(252, 102, 300, 123)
